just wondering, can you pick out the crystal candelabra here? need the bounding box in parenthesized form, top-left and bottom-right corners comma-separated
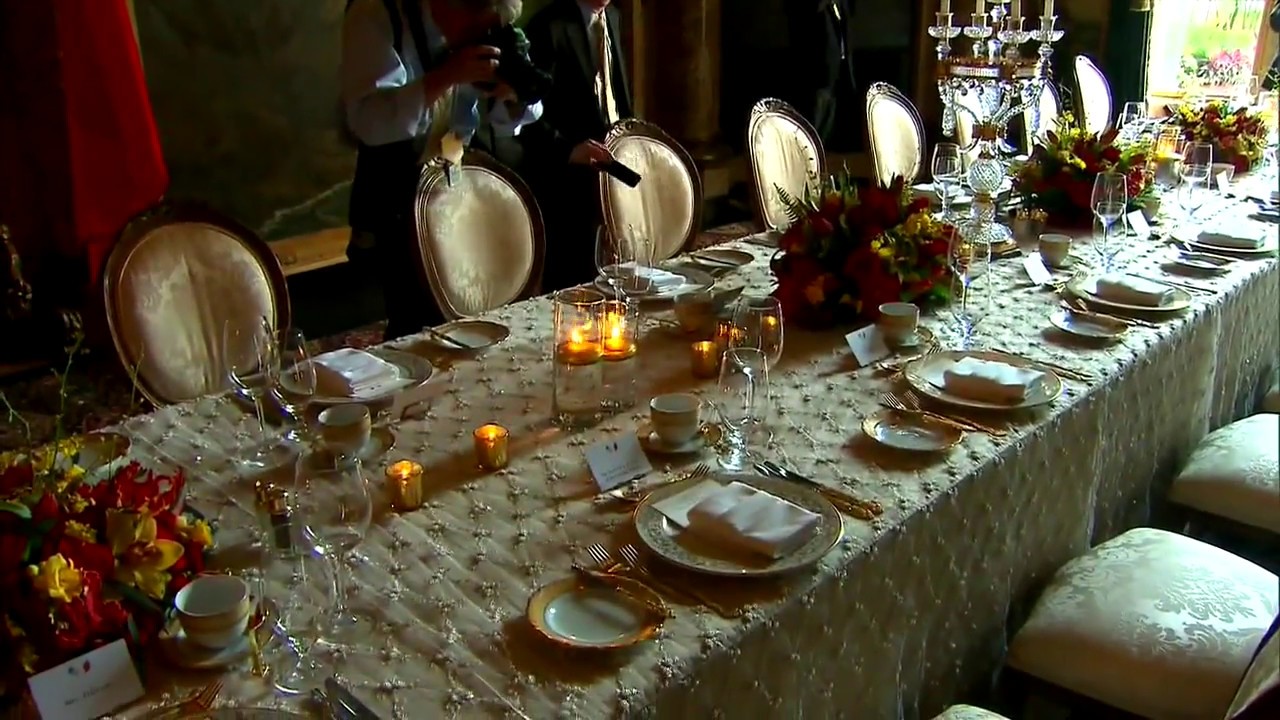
(928, 0, 1064, 246)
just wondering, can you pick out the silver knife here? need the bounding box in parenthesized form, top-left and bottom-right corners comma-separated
(312, 688, 357, 720)
(325, 678, 381, 720)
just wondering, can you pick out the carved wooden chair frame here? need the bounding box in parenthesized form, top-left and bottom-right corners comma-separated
(865, 82, 927, 185)
(599, 118, 704, 261)
(745, 97, 827, 231)
(412, 150, 547, 321)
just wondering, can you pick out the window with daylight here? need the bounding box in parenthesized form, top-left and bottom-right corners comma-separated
(1146, 0, 1277, 106)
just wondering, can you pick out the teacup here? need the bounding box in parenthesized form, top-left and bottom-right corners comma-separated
(877, 302, 919, 345)
(318, 404, 372, 458)
(673, 291, 716, 335)
(174, 574, 252, 649)
(649, 393, 701, 447)
(1038, 234, 1072, 268)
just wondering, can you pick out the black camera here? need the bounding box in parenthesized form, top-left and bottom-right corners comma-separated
(472, 24, 553, 106)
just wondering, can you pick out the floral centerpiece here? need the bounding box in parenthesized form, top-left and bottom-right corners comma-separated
(0, 357, 213, 702)
(1172, 100, 1267, 173)
(771, 173, 953, 328)
(1012, 113, 1153, 227)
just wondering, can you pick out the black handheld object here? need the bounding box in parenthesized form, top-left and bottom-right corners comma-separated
(600, 160, 642, 188)
(471, 24, 553, 105)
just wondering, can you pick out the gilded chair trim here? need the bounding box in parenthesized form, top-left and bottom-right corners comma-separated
(599, 118, 704, 261)
(746, 98, 827, 232)
(865, 82, 926, 186)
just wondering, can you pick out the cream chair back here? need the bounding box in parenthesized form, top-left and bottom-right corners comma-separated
(866, 82, 925, 186)
(746, 98, 825, 231)
(600, 119, 702, 262)
(1023, 82, 1062, 150)
(412, 152, 545, 320)
(1074, 55, 1113, 135)
(103, 203, 291, 406)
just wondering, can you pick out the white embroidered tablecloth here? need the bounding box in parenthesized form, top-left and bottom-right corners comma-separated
(116, 202, 1279, 719)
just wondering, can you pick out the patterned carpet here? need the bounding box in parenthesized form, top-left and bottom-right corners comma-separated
(0, 222, 757, 451)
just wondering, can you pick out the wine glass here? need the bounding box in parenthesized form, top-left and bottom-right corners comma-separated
(269, 327, 317, 445)
(1178, 142, 1211, 223)
(931, 143, 964, 220)
(260, 532, 337, 695)
(595, 225, 653, 298)
(1091, 171, 1128, 272)
(713, 348, 769, 472)
(222, 318, 279, 467)
(1117, 101, 1145, 140)
(729, 296, 784, 369)
(947, 226, 990, 350)
(292, 453, 372, 634)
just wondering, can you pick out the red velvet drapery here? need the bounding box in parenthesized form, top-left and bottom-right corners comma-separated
(0, 0, 168, 285)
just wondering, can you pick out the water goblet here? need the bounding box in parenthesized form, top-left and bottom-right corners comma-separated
(260, 533, 337, 695)
(931, 143, 964, 220)
(947, 226, 990, 350)
(292, 453, 372, 635)
(222, 318, 280, 468)
(713, 348, 769, 472)
(1091, 171, 1128, 272)
(268, 326, 316, 446)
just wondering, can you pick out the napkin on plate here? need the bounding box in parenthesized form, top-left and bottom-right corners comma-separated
(1196, 231, 1264, 250)
(313, 348, 408, 399)
(685, 481, 820, 559)
(1093, 274, 1176, 307)
(942, 357, 1045, 404)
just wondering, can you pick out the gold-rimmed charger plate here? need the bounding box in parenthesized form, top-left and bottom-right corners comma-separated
(310, 348, 435, 407)
(527, 576, 664, 650)
(689, 248, 753, 269)
(1066, 275, 1192, 314)
(1177, 231, 1278, 258)
(633, 474, 842, 578)
(1048, 308, 1128, 340)
(422, 319, 509, 354)
(861, 409, 963, 452)
(902, 350, 1064, 411)
(593, 266, 715, 301)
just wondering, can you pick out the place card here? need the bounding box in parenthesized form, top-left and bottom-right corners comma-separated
(1127, 210, 1151, 238)
(845, 325, 891, 368)
(28, 640, 144, 720)
(586, 434, 653, 492)
(1216, 171, 1233, 196)
(1022, 253, 1054, 286)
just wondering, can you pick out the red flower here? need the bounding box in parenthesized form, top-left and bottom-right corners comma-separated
(31, 494, 60, 525)
(818, 191, 844, 220)
(808, 215, 834, 238)
(54, 537, 115, 579)
(0, 462, 33, 497)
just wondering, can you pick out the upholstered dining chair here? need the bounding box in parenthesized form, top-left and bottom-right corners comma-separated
(411, 151, 546, 320)
(1168, 413, 1279, 537)
(746, 98, 825, 231)
(103, 202, 291, 406)
(1073, 55, 1113, 135)
(865, 82, 926, 186)
(930, 706, 1009, 720)
(1021, 82, 1062, 151)
(599, 118, 703, 262)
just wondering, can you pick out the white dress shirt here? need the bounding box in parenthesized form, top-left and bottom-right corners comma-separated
(341, 0, 541, 147)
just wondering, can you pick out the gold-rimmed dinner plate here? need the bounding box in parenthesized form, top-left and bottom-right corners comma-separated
(1178, 231, 1278, 258)
(422, 319, 509, 354)
(593, 267, 715, 301)
(526, 576, 665, 650)
(310, 348, 435, 407)
(633, 473, 842, 578)
(689, 248, 753, 269)
(1048, 308, 1128, 340)
(1066, 275, 1192, 313)
(1167, 252, 1234, 275)
(902, 350, 1064, 411)
(861, 409, 963, 452)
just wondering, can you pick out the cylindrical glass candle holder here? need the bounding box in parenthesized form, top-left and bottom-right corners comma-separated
(690, 341, 721, 379)
(601, 297, 639, 411)
(386, 460, 424, 511)
(552, 288, 605, 428)
(473, 424, 509, 471)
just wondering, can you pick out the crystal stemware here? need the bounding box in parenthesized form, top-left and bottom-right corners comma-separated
(269, 327, 317, 445)
(729, 296, 784, 369)
(292, 453, 372, 634)
(947, 226, 990, 350)
(222, 318, 282, 468)
(1091, 171, 1128, 272)
(260, 533, 337, 695)
(931, 143, 964, 220)
(713, 348, 769, 472)
(595, 225, 653, 298)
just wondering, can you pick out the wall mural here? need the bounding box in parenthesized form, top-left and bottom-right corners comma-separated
(135, 0, 552, 243)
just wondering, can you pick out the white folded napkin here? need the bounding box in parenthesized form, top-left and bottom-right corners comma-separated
(1093, 274, 1176, 307)
(1196, 231, 1264, 250)
(313, 348, 407, 399)
(616, 263, 686, 292)
(942, 357, 1045, 404)
(1270, 189, 1279, 205)
(685, 481, 820, 559)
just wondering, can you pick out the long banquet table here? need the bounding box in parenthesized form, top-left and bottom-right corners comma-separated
(120, 198, 1278, 719)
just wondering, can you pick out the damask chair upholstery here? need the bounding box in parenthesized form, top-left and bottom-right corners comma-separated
(1022, 82, 1061, 151)
(930, 705, 1009, 720)
(1224, 617, 1280, 719)
(1168, 414, 1279, 535)
(746, 98, 825, 231)
(1007, 528, 1278, 720)
(1073, 55, 1113, 135)
(1261, 371, 1280, 413)
(103, 203, 291, 406)
(866, 82, 926, 186)
(600, 119, 702, 262)
(411, 151, 545, 320)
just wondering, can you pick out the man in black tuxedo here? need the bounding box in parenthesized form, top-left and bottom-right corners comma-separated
(784, 0, 856, 145)
(524, 0, 634, 290)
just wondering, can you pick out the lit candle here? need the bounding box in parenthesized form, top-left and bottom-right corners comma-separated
(473, 424, 509, 471)
(1010, 0, 1021, 19)
(558, 325, 603, 365)
(975, 0, 986, 16)
(602, 311, 636, 360)
(690, 341, 721, 379)
(386, 460, 425, 511)
(1043, 0, 1054, 17)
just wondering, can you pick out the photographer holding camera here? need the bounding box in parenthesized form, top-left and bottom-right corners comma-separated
(341, 0, 610, 340)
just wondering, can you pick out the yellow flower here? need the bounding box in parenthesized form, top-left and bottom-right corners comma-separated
(902, 213, 924, 236)
(176, 516, 213, 548)
(106, 510, 184, 600)
(64, 520, 96, 543)
(28, 555, 84, 603)
(804, 278, 826, 306)
(18, 644, 37, 674)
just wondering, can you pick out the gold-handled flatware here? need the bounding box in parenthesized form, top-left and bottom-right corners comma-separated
(900, 389, 1014, 435)
(572, 564, 672, 619)
(618, 543, 742, 619)
(880, 391, 980, 434)
(1132, 273, 1216, 295)
(606, 463, 710, 505)
(885, 390, 1008, 437)
(144, 680, 222, 720)
(586, 543, 738, 618)
(753, 461, 880, 520)
(989, 348, 1095, 382)
(1064, 298, 1159, 329)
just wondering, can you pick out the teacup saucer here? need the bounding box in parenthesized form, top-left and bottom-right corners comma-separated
(160, 617, 251, 670)
(315, 426, 395, 464)
(1041, 254, 1079, 271)
(637, 422, 721, 455)
(886, 326, 936, 351)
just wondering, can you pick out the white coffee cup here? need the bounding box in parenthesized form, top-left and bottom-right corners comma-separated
(318, 404, 372, 458)
(649, 393, 701, 446)
(1038, 233, 1072, 268)
(877, 302, 920, 344)
(174, 574, 252, 649)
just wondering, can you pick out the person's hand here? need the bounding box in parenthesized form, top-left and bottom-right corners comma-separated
(438, 45, 501, 87)
(483, 82, 518, 103)
(570, 139, 613, 167)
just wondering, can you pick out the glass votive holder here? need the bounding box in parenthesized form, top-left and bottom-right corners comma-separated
(690, 341, 721, 379)
(601, 298, 638, 361)
(386, 460, 425, 511)
(474, 424, 509, 471)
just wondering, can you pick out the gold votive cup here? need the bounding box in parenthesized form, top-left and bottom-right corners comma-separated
(474, 424, 510, 471)
(386, 460, 425, 511)
(691, 341, 721, 379)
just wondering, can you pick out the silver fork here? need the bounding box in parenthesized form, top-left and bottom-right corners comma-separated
(618, 543, 738, 618)
(880, 391, 982, 435)
(607, 462, 711, 504)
